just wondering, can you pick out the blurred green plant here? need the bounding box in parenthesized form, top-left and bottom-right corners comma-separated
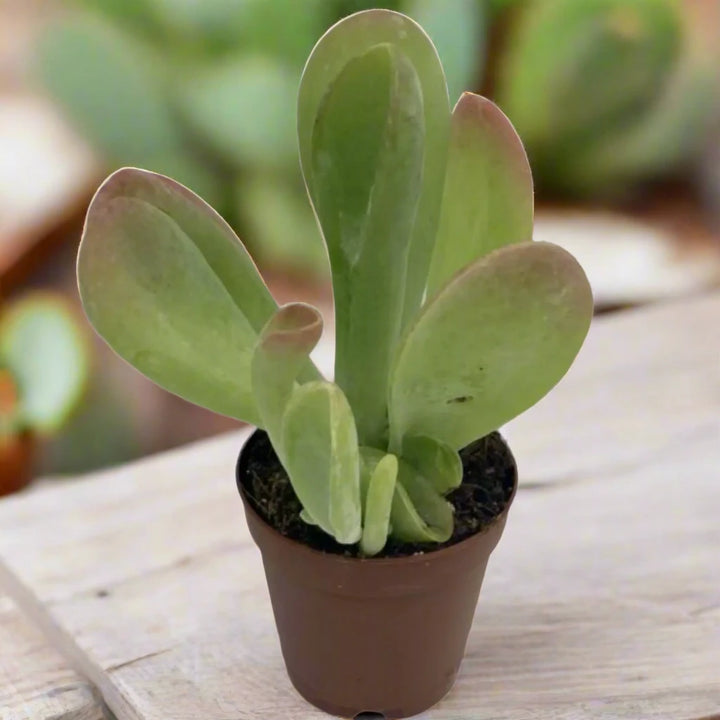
(494, 0, 719, 198)
(37, 0, 486, 277)
(0, 294, 88, 445)
(77, 10, 592, 556)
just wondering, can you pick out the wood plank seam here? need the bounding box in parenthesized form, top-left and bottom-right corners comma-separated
(0, 592, 107, 720)
(520, 416, 718, 490)
(0, 563, 136, 720)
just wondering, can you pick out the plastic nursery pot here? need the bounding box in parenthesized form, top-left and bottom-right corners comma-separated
(0, 433, 35, 497)
(236, 430, 518, 719)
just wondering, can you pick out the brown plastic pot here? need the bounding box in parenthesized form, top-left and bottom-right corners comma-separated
(236, 430, 517, 719)
(0, 433, 34, 497)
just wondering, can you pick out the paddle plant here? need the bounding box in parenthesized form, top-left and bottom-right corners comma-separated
(495, 0, 718, 197)
(0, 295, 88, 492)
(38, 0, 483, 276)
(78, 9, 592, 556)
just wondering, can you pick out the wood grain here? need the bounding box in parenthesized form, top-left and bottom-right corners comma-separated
(0, 593, 104, 720)
(0, 293, 718, 719)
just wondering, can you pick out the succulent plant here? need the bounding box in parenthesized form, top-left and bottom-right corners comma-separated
(0, 295, 88, 443)
(37, 0, 486, 277)
(495, 0, 718, 197)
(78, 10, 593, 556)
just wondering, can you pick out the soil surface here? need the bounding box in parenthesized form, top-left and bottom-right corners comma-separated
(239, 431, 516, 558)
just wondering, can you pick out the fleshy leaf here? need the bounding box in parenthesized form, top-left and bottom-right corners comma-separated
(427, 93, 533, 296)
(36, 16, 221, 205)
(401, 435, 462, 494)
(178, 56, 297, 171)
(305, 41, 425, 446)
(361, 446, 452, 544)
(554, 58, 719, 194)
(405, 0, 485, 103)
(360, 453, 398, 556)
(225, 0, 327, 65)
(390, 459, 454, 543)
(78, 168, 287, 425)
(0, 297, 88, 434)
(252, 303, 324, 447)
(497, 0, 680, 147)
(37, 16, 179, 161)
(150, 0, 326, 61)
(300, 509, 319, 526)
(236, 172, 329, 277)
(282, 381, 361, 544)
(390, 241, 593, 451)
(74, 0, 165, 40)
(359, 446, 385, 500)
(297, 8, 450, 338)
(140, 0, 249, 50)
(496, 0, 681, 194)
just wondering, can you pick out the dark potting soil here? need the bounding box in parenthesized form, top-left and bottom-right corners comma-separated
(239, 430, 516, 558)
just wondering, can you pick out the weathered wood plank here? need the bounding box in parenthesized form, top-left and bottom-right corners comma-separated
(0, 293, 718, 720)
(504, 292, 720, 483)
(0, 593, 104, 720)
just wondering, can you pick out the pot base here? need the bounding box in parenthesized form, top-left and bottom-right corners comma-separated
(288, 669, 454, 719)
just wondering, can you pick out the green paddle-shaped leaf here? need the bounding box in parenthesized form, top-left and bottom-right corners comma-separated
(305, 41, 425, 447)
(0, 297, 88, 434)
(390, 241, 593, 452)
(78, 168, 291, 425)
(298, 10, 450, 394)
(427, 93, 533, 297)
(282, 381, 362, 544)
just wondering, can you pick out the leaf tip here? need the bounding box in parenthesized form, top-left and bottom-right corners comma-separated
(453, 93, 532, 182)
(262, 302, 324, 354)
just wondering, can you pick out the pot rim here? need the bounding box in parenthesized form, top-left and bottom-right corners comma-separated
(236, 428, 518, 568)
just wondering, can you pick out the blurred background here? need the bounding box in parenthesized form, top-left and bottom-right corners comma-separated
(1, 0, 719, 492)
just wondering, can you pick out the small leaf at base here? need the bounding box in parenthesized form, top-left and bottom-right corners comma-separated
(282, 381, 361, 544)
(360, 453, 398, 556)
(401, 435, 462, 494)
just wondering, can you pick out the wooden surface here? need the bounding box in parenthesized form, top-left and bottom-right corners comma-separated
(0, 293, 719, 719)
(0, 591, 104, 720)
(534, 210, 720, 308)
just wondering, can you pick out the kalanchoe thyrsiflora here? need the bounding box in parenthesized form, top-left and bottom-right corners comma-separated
(77, 10, 593, 556)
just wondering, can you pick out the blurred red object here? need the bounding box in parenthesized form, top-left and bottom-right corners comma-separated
(0, 433, 34, 496)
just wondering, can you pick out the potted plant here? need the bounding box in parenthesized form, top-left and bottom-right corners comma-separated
(77, 9, 592, 718)
(0, 295, 88, 496)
